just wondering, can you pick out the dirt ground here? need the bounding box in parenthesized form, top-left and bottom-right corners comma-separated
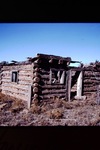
(0, 92, 100, 126)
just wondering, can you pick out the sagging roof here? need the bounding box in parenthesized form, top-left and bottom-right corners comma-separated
(27, 53, 82, 65)
(0, 53, 99, 70)
(0, 53, 81, 66)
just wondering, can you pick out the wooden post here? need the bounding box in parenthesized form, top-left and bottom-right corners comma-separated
(27, 85, 32, 109)
(66, 70, 72, 101)
(76, 71, 83, 97)
(49, 69, 52, 84)
(60, 71, 65, 84)
(57, 71, 60, 82)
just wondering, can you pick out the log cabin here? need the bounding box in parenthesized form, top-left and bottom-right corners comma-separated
(0, 53, 100, 108)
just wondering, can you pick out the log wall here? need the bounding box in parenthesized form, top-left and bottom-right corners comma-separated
(82, 70, 100, 96)
(1, 60, 99, 105)
(1, 64, 33, 101)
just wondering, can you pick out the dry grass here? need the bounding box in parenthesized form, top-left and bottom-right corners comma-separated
(10, 100, 24, 113)
(46, 108, 63, 119)
(30, 103, 41, 114)
(0, 92, 100, 126)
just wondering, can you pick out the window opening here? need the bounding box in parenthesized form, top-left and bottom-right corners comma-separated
(50, 69, 66, 84)
(11, 71, 18, 83)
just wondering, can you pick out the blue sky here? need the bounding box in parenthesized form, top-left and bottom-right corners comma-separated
(0, 23, 100, 65)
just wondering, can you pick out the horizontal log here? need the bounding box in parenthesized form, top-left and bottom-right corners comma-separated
(41, 75, 49, 79)
(84, 72, 100, 76)
(1, 70, 11, 74)
(18, 80, 33, 85)
(2, 83, 30, 89)
(41, 94, 66, 99)
(84, 76, 100, 79)
(1, 79, 11, 82)
(83, 79, 100, 83)
(83, 85, 98, 89)
(40, 70, 50, 75)
(42, 85, 66, 89)
(19, 70, 33, 73)
(2, 77, 11, 79)
(71, 67, 100, 72)
(83, 89, 97, 92)
(37, 53, 71, 61)
(83, 83, 98, 86)
(18, 76, 32, 80)
(2, 73, 34, 78)
(2, 66, 32, 71)
(2, 73, 11, 76)
(3, 64, 32, 68)
(18, 78, 32, 83)
(83, 87, 97, 92)
(2, 87, 29, 95)
(2, 69, 33, 72)
(83, 89, 97, 91)
(42, 89, 66, 94)
(18, 73, 33, 76)
(41, 78, 50, 82)
(83, 85, 97, 88)
(83, 92, 95, 95)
